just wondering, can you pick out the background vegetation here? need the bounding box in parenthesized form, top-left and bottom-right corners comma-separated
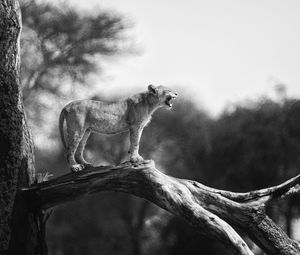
(20, 1, 300, 254)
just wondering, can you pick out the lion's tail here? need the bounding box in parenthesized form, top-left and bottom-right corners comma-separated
(59, 107, 68, 149)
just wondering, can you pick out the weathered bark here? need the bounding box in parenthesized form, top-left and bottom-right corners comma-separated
(22, 161, 300, 255)
(0, 1, 36, 254)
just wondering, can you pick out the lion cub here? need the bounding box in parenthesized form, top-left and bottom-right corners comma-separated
(59, 85, 178, 172)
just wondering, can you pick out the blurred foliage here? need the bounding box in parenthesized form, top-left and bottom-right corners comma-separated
(19, 1, 300, 254)
(160, 217, 232, 255)
(208, 99, 300, 190)
(21, 0, 129, 98)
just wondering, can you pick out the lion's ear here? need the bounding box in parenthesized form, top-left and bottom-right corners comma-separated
(148, 84, 157, 95)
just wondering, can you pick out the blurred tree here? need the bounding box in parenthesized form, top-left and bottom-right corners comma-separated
(207, 98, 300, 190)
(160, 217, 232, 255)
(47, 193, 157, 255)
(20, 0, 131, 100)
(206, 98, 300, 240)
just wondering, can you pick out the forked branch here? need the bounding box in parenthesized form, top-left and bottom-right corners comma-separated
(22, 161, 300, 255)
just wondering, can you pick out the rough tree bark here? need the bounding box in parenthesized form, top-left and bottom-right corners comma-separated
(0, 1, 37, 254)
(23, 161, 300, 255)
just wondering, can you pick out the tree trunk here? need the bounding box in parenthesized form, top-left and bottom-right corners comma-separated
(285, 198, 293, 238)
(0, 1, 36, 254)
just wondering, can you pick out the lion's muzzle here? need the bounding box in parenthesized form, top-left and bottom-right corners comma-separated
(165, 92, 178, 108)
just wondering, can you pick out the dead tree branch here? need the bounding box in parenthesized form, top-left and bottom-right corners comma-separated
(21, 161, 300, 255)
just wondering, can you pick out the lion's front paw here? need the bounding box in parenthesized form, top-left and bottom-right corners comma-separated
(70, 164, 85, 172)
(130, 154, 144, 163)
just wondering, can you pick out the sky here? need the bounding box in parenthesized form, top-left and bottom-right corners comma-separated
(68, 0, 300, 115)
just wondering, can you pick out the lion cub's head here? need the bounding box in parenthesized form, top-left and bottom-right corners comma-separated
(148, 84, 178, 109)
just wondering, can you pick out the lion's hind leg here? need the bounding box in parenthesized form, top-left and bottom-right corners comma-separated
(75, 129, 91, 167)
(66, 128, 86, 172)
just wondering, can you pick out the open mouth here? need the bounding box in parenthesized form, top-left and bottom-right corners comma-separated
(165, 95, 176, 107)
